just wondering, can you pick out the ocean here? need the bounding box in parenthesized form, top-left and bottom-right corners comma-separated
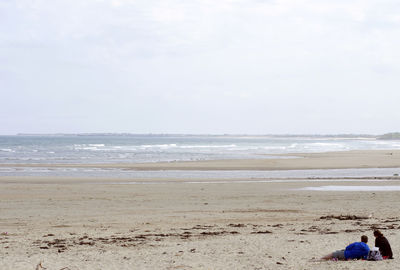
(1, 134, 400, 178)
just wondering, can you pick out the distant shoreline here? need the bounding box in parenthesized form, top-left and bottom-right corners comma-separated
(10, 133, 380, 138)
(1, 132, 398, 140)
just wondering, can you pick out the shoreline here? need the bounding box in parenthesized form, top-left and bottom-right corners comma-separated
(1, 175, 400, 185)
(1, 150, 400, 171)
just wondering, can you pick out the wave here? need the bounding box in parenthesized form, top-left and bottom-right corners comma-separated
(0, 148, 15, 152)
(138, 144, 238, 149)
(73, 144, 106, 151)
(179, 144, 237, 149)
(140, 144, 177, 148)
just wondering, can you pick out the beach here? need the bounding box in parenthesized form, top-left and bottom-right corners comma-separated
(4, 0, 400, 268)
(2, 150, 400, 171)
(1, 151, 400, 269)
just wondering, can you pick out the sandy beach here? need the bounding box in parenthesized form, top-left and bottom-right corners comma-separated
(1, 151, 400, 269)
(4, 0, 400, 268)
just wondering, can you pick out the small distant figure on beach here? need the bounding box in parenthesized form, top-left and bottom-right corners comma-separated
(374, 230, 393, 259)
(321, 235, 370, 260)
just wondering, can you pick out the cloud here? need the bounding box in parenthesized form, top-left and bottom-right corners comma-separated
(1, 0, 400, 134)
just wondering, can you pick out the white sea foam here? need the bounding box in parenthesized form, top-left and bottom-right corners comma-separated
(137, 144, 239, 149)
(279, 142, 350, 152)
(368, 141, 400, 148)
(310, 143, 347, 148)
(1, 148, 15, 152)
(300, 185, 400, 191)
(179, 144, 237, 149)
(74, 144, 103, 151)
(263, 146, 287, 150)
(288, 143, 298, 148)
(303, 143, 349, 151)
(140, 144, 177, 148)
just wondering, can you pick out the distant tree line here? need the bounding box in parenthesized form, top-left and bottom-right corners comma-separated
(378, 133, 400, 140)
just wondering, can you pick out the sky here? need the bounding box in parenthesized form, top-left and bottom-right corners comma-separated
(1, 0, 400, 135)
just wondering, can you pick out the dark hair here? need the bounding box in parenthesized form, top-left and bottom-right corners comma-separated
(361, 235, 368, 243)
(374, 230, 383, 237)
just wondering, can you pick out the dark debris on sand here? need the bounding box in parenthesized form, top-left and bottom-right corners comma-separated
(32, 223, 277, 253)
(320, 215, 369, 220)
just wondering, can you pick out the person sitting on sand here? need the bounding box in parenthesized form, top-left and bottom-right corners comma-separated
(374, 230, 393, 259)
(321, 235, 370, 260)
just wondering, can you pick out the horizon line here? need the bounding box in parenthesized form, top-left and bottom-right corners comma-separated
(0, 132, 394, 137)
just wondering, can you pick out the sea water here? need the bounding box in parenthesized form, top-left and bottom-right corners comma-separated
(300, 185, 400, 191)
(1, 134, 400, 178)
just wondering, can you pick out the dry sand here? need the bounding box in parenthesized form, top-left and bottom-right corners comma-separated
(1, 150, 400, 270)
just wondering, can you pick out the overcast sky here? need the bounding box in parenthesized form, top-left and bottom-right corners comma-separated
(1, 0, 400, 135)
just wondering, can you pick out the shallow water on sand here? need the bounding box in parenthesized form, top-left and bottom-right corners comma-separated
(300, 185, 400, 191)
(1, 167, 400, 179)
